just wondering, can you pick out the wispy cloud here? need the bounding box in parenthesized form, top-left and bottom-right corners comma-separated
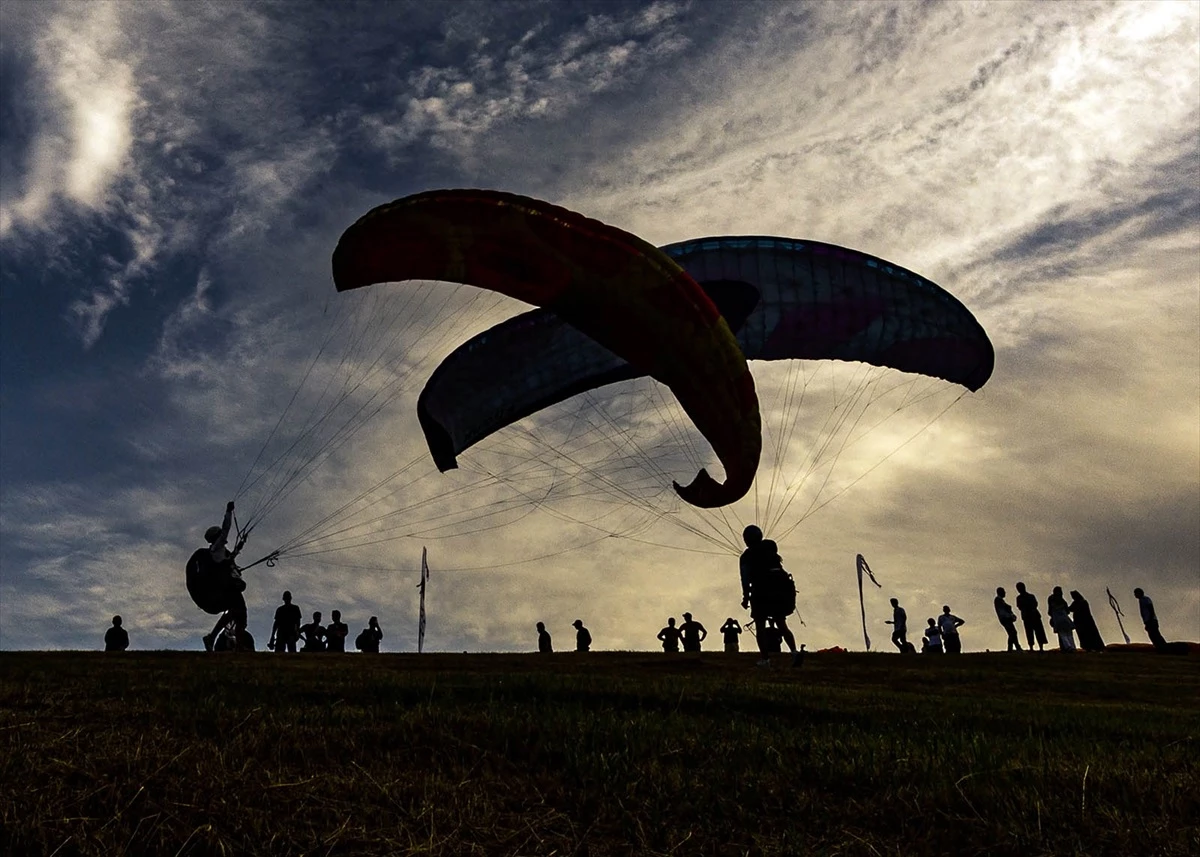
(362, 1, 691, 164)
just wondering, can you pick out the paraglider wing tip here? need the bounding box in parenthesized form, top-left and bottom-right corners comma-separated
(673, 468, 747, 509)
(417, 391, 462, 472)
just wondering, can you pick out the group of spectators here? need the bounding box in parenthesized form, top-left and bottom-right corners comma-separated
(655, 613, 710, 652)
(991, 583, 1105, 652)
(535, 619, 592, 652)
(994, 584, 1173, 653)
(885, 599, 967, 654)
(879, 584, 1176, 656)
(267, 590, 384, 653)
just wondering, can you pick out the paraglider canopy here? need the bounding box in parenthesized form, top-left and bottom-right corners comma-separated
(414, 234, 994, 472)
(331, 190, 763, 509)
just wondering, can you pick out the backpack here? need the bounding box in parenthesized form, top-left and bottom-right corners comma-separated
(185, 548, 242, 614)
(755, 565, 797, 618)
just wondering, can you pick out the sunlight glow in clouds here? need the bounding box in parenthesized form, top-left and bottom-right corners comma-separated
(1, 3, 136, 234)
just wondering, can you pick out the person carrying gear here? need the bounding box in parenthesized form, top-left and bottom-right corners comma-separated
(186, 500, 249, 652)
(739, 527, 802, 667)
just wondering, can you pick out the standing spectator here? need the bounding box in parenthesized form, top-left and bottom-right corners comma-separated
(993, 587, 1022, 652)
(938, 606, 965, 653)
(1134, 588, 1169, 651)
(679, 612, 707, 652)
(269, 591, 302, 653)
(572, 619, 592, 652)
(300, 612, 326, 652)
(1069, 591, 1106, 652)
(1047, 586, 1076, 651)
(356, 616, 383, 653)
(921, 618, 943, 653)
(885, 598, 909, 653)
(326, 610, 349, 653)
(104, 615, 129, 652)
(1015, 582, 1047, 652)
(536, 621, 553, 653)
(657, 617, 682, 652)
(720, 618, 742, 653)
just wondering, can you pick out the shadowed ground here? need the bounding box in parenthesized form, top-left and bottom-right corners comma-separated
(2, 650, 1197, 856)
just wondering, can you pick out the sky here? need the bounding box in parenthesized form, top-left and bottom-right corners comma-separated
(1, 0, 1197, 654)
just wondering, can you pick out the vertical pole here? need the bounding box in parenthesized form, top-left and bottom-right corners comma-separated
(418, 546, 429, 653)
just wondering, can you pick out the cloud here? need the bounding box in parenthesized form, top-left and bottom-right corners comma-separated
(360, 1, 691, 165)
(0, 2, 136, 235)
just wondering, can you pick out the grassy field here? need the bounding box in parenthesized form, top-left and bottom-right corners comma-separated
(2, 649, 1197, 856)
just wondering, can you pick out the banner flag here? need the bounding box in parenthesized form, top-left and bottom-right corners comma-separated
(1106, 587, 1131, 645)
(856, 554, 881, 650)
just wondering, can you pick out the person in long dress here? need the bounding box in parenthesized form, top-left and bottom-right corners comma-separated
(1068, 591, 1105, 652)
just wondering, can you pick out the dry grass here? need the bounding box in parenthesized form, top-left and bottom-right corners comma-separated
(2, 649, 1198, 856)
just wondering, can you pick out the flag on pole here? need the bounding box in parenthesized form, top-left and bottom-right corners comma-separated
(418, 546, 430, 653)
(1106, 587, 1131, 645)
(856, 554, 881, 650)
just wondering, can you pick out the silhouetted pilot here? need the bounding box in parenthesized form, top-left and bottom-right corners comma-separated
(104, 615, 129, 652)
(198, 500, 248, 652)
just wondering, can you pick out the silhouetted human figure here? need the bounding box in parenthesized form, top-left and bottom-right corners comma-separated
(104, 615, 129, 652)
(269, 590, 302, 653)
(1135, 588, 1169, 651)
(326, 610, 349, 653)
(680, 612, 707, 652)
(355, 616, 383, 653)
(573, 619, 592, 652)
(922, 618, 943, 653)
(536, 622, 552, 653)
(885, 598, 909, 653)
(300, 611, 326, 652)
(1069, 591, 1105, 652)
(1015, 582, 1047, 652)
(194, 500, 248, 652)
(740, 528, 801, 666)
(994, 587, 1022, 651)
(938, 606, 965, 654)
(657, 617, 682, 652)
(720, 617, 742, 653)
(1047, 586, 1076, 651)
